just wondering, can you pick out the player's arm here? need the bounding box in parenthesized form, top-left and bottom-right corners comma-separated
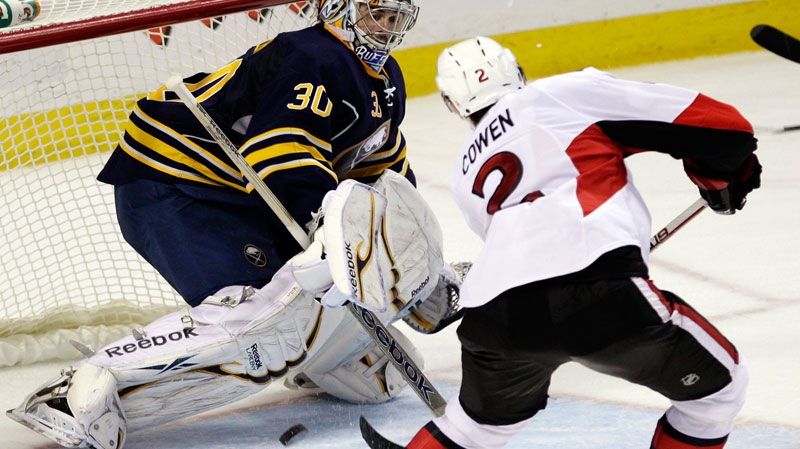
(596, 94, 761, 214)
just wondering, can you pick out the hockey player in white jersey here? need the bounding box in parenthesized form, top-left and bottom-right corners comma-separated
(367, 37, 760, 449)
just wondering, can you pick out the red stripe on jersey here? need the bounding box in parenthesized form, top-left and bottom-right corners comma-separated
(565, 124, 628, 216)
(673, 93, 754, 133)
(643, 279, 739, 364)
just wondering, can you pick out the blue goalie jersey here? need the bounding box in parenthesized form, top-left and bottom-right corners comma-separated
(98, 23, 415, 230)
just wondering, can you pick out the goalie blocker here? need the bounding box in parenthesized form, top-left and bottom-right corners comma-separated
(8, 171, 460, 449)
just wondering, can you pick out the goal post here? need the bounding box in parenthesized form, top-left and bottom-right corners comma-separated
(0, 0, 317, 367)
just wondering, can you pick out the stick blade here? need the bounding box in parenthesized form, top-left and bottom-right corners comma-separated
(750, 24, 800, 64)
(360, 416, 405, 449)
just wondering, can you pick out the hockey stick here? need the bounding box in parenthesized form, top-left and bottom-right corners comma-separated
(753, 124, 800, 134)
(749, 25, 800, 133)
(649, 197, 707, 252)
(165, 75, 310, 249)
(751, 24, 800, 65)
(165, 75, 448, 417)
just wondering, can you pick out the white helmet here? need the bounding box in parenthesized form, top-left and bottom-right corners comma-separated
(436, 36, 526, 119)
(319, 0, 419, 72)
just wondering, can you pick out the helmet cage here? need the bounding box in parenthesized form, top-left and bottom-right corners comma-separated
(351, 0, 418, 52)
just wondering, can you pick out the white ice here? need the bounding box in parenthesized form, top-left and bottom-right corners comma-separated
(1, 50, 799, 448)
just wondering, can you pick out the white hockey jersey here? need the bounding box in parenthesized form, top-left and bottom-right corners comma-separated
(452, 68, 754, 307)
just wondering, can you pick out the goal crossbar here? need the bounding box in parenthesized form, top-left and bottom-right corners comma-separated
(0, 0, 297, 55)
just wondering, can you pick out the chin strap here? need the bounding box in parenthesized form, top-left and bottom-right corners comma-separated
(323, 22, 356, 45)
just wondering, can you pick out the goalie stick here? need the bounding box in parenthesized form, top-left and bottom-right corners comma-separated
(359, 197, 711, 448)
(751, 24, 800, 65)
(165, 75, 448, 417)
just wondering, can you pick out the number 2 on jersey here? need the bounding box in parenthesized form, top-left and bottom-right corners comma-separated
(472, 151, 543, 214)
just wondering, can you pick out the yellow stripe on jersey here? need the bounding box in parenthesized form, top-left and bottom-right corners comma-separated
(244, 141, 333, 173)
(125, 116, 246, 189)
(118, 139, 244, 190)
(246, 159, 339, 194)
(144, 60, 243, 103)
(252, 38, 275, 55)
(131, 105, 241, 177)
(241, 127, 332, 155)
(187, 60, 243, 103)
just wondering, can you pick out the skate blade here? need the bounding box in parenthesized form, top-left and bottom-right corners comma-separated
(6, 407, 83, 448)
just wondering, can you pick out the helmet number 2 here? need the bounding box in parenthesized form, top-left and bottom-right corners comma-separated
(288, 83, 332, 117)
(475, 68, 489, 83)
(472, 151, 543, 215)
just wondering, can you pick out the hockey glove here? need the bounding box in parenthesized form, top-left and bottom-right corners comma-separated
(684, 153, 762, 215)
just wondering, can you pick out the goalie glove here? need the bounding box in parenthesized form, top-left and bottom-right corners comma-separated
(403, 261, 471, 334)
(316, 171, 445, 314)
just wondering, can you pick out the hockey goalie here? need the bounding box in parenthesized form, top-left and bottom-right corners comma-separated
(7, 171, 462, 449)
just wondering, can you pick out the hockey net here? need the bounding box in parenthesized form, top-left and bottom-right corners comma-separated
(0, 0, 317, 367)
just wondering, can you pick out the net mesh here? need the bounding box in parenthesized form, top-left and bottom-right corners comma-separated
(0, 1, 317, 366)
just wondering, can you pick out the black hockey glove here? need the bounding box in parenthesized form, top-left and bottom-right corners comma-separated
(685, 154, 762, 215)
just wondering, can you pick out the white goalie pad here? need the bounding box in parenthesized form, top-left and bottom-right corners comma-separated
(323, 170, 444, 314)
(8, 264, 326, 444)
(292, 310, 424, 404)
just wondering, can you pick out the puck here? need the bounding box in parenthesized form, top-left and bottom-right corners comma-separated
(279, 423, 308, 446)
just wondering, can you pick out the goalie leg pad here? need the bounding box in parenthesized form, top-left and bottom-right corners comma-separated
(114, 271, 323, 431)
(10, 264, 325, 441)
(287, 306, 423, 404)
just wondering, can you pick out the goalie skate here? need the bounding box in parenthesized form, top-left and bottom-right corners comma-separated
(7, 365, 126, 449)
(7, 371, 85, 447)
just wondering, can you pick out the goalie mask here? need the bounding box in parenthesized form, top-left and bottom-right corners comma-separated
(319, 0, 419, 72)
(436, 36, 527, 120)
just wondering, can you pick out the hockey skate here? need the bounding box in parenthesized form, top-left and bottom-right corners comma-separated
(7, 364, 126, 449)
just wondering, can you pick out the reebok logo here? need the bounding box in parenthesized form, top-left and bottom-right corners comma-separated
(104, 328, 199, 358)
(247, 343, 263, 371)
(681, 373, 700, 386)
(410, 275, 430, 300)
(354, 303, 436, 405)
(345, 241, 359, 292)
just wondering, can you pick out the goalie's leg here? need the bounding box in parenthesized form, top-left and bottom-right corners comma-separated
(8, 263, 324, 447)
(285, 305, 425, 404)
